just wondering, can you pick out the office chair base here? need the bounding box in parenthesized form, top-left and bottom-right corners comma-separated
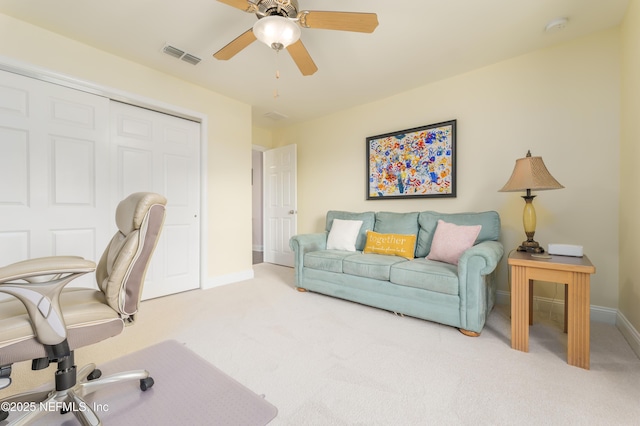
(0, 363, 154, 426)
(1, 365, 12, 390)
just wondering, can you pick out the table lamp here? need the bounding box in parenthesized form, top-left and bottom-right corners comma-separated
(499, 150, 564, 253)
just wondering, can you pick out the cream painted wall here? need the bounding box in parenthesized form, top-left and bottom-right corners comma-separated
(273, 29, 621, 309)
(252, 126, 274, 148)
(620, 0, 640, 333)
(0, 14, 254, 282)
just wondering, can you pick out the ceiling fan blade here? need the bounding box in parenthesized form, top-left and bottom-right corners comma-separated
(216, 0, 257, 13)
(286, 40, 318, 76)
(299, 11, 379, 33)
(213, 28, 257, 60)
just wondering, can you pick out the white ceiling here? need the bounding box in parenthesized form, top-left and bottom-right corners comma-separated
(0, 0, 629, 128)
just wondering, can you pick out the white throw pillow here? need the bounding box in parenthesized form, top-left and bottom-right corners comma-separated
(326, 219, 364, 251)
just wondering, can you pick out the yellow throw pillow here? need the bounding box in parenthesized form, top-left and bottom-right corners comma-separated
(363, 230, 416, 260)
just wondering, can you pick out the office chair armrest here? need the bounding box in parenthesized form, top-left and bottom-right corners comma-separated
(0, 256, 91, 281)
(0, 256, 96, 345)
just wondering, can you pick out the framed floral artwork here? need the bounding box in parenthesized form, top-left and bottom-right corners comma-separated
(366, 120, 456, 199)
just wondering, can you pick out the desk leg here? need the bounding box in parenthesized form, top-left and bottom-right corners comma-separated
(564, 285, 568, 333)
(511, 265, 529, 352)
(529, 280, 534, 325)
(566, 272, 590, 369)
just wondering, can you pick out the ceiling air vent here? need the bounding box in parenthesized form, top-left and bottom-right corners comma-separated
(181, 53, 201, 65)
(263, 111, 288, 121)
(162, 44, 201, 65)
(162, 44, 185, 58)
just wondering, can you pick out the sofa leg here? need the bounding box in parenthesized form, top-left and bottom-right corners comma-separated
(459, 328, 481, 337)
(296, 287, 308, 292)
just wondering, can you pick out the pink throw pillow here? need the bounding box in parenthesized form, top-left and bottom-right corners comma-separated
(426, 220, 482, 265)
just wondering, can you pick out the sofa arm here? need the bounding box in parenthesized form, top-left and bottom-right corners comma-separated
(458, 240, 503, 275)
(289, 233, 327, 286)
(457, 240, 504, 333)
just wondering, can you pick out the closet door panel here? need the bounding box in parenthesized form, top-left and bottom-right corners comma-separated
(110, 101, 200, 299)
(0, 70, 110, 289)
(118, 146, 153, 196)
(51, 136, 96, 205)
(0, 127, 29, 206)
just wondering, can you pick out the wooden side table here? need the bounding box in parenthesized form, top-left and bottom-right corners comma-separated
(508, 251, 596, 369)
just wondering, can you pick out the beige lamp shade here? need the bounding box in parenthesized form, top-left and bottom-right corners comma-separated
(499, 151, 564, 192)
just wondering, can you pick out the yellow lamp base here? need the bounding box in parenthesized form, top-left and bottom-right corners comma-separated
(518, 194, 544, 253)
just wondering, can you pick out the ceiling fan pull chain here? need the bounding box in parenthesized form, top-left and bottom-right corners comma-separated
(273, 50, 281, 100)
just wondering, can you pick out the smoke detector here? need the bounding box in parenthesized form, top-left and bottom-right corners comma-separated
(545, 18, 569, 33)
(263, 111, 288, 121)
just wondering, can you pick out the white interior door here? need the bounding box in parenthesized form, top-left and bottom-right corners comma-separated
(0, 70, 110, 289)
(263, 144, 297, 267)
(110, 101, 200, 299)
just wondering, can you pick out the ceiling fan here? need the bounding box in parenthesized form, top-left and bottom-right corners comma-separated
(213, 0, 379, 76)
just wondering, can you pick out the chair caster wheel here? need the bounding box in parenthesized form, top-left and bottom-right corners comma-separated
(140, 377, 154, 391)
(87, 368, 102, 381)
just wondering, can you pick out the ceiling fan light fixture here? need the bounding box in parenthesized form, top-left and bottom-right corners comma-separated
(253, 15, 300, 51)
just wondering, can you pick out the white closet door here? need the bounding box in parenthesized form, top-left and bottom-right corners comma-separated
(0, 70, 201, 300)
(110, 101, 200, 299)
(0, 70, 110, 289)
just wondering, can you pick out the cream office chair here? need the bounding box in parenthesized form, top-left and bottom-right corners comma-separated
(0, 192, 166, 425)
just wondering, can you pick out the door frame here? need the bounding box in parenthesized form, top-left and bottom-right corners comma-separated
(0, 55, 210, 288)
(252, 144, 268, 256)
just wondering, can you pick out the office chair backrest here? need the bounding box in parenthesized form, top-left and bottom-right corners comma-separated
(96, 192, 167, 318)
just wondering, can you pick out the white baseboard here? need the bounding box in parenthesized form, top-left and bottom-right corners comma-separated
(496, 290, 511, 309)
(496, 290, 617, 324)
(202, 268, 254, 290)
(496, 290, 640, 359)
(616, 311, 640, 360)
(252, 245, 264, 252)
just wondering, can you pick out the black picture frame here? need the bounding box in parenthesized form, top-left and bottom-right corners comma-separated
(366, 119, 457, 200)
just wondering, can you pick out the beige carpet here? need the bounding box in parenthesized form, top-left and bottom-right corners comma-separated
(3, 263, 640, 425)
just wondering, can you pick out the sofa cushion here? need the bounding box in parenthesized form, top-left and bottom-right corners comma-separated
(326, 211, 375, 251)
(326, 219, 363, 251)
(390, 258, 459, 295)
(343, 254, 407, 281)
(362, 230, 416, 260)
(415, 211, 500, 258)
(373, 211, 419, 235)
(304, 250, 356, 273)
(426, 220, 482, 265)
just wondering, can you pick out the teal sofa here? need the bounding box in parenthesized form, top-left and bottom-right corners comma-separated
(289, 210, 504, 335)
